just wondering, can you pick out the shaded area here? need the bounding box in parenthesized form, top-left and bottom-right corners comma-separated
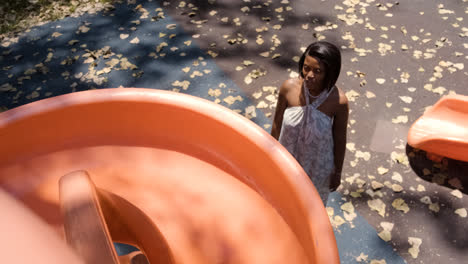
(406, 144, 468, 195)
(0, 0, 114, 35)
(157, 0, 349, 94)
(0, 0, 270, 126)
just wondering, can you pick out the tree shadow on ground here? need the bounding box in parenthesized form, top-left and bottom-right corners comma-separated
(156, 0, 349, 77)
(0, 0, 243, 110)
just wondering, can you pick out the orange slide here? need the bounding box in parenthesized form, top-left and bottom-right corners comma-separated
(408, 94, 468, 162)
(0, 88, 339, 263)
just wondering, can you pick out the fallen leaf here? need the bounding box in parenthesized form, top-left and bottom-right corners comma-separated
(78, 25, 90, 33)
(265, 94, 276, 103)
(378, 221, 394, 242)
(345, 173, 360, 184)
(368, 198, 386, 217)
(377, 167, 389, 175)
(243, 60, 255, 66)
(450, 189, 463, 199)
(366, 91, 376, 98)
(244, 75, 252, 84)
(257, 101, 269, 108)
(356, 253, 368, 262)
(341, 202, 355, 214)
(223, 95, 243, 105)
(376, 78, 386, 84)
(420, 196, 432, 205)
(391, 151, 409, 165)
(432, 86, 446, 95)
(326, 207, 334, 217)
(166, 24, 177, 29)
(120, 58, 138, 70)
(289, 71, 299, 78)
(448, 178, 463, 190)
(417, 184, 426, 192)
(252, 91, 262, 99)
(423, 168, 431, 176)
(399, 96, 413, 104)
(68, 40, 79, 45)
(455, 208, 467, 218)
(392, 198, 410, 213)
(429, 203, 440, 213)
(392, 172, 403, 183)
(356, 151, 371, 161)
(392, 184, 403, 192)
(207, 50, 218, 58)
(256, 36, 264, 45)
(245, 105, 257, 119)
(332, 215, 346, 227)
(371, 181, 384, 190)
(156, 42, 168, 52)
(408, 237, 422, 259)
(345, 90, 360, 102)
(432, 173, 447, 185)
(171, 80, 190, 90)
(0, 83, 16, 92)
(272, 53, 281, 59)
(346, 143, 356, 152)
(130, 37, 140, 44)
(392, 115, 408, 124)
(208, 88, 222, 97)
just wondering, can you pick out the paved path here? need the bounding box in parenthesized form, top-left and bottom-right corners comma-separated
(1, 1, 467, 263)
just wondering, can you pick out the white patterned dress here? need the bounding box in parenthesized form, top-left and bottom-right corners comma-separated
(278, 84, 335, 204)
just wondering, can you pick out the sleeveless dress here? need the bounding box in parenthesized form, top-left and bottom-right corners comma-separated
(278, 84, 335, 204)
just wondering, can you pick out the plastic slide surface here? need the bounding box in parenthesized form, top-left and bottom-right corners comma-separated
(408, 94, 468, 162)
(0, 88, 338, 263)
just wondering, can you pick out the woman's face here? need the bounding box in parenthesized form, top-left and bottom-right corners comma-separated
(302, 55, 326, 92)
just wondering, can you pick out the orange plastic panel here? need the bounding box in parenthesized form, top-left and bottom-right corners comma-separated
(408, 94, 468, 162)
(0, 189, 84, 264)
(59, 170, 173, 264)
(0, 88, 339, 263)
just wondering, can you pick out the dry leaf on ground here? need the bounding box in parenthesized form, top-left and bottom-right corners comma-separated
(408, 237, 422, 259)
(368, 199, 386, 217)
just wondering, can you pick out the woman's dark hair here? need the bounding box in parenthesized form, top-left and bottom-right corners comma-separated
(298, 41, 341, 90)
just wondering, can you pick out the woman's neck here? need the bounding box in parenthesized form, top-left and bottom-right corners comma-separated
(302, 81, 324, 98)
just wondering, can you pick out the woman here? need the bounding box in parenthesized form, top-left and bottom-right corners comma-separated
(271, 41, 349, 204)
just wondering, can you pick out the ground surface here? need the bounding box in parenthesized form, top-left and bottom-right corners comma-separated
(1, 1, 467, 263)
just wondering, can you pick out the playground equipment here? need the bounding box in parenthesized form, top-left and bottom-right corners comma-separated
(408, 94, 468, 162)
(0, 88, 339, 263)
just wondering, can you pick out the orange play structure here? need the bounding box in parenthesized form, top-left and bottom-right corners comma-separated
(0, 88, 339, 263)
(408, 94, 468, 162)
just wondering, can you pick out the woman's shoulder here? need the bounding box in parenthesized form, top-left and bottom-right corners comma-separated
(334, 86, 349, 105)
(279, 78, 301, 95)
(332, 86, 349, 116)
